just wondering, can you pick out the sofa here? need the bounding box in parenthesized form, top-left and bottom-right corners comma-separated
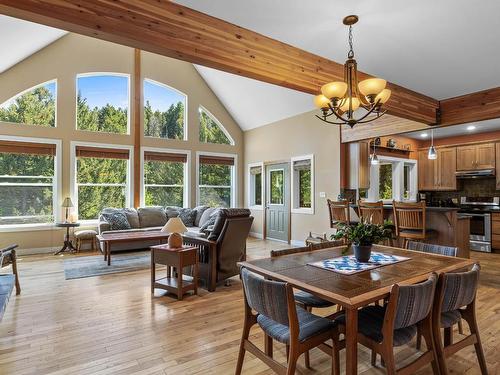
(97, 205, 221, 251)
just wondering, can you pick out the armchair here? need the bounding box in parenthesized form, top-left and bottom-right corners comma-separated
(183, 209, 253, 291)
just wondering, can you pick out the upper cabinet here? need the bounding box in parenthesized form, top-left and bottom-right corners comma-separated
(418, 147, 457, 191)
(457, 143, 495, 170)
(348, 141, 370, 190)
(496, 143, 500, 189)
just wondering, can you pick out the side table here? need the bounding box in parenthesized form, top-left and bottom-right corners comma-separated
(54, 222, 80, 255)
(150, 244, 198, 300)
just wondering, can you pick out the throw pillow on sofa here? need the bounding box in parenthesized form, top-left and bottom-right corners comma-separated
(137, 206, 168, 228)
(193, 205, 209, 227)
(200, 209, 220, 233)
(178, 208, 196, 227)
(198, 207, 217, 228)
(165, 206, 182, 219)
(102, 212, 131, 230)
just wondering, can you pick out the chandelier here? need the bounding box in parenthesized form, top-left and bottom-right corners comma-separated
(314, 15, 391, 128)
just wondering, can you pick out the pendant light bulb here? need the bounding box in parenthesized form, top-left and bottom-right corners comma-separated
(428, 129, 437, 160)
(371, 153, 379, 165)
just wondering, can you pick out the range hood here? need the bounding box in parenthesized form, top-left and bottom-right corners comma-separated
(455, 169, 495, 178)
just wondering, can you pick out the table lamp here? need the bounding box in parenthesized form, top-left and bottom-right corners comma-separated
(62, 197, 74, 223)
(161, 217, 187, 248)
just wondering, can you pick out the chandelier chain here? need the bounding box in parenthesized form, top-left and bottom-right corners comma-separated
(348, 25, 354, 59)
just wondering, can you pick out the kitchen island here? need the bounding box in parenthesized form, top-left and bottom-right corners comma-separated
(351, 204, 470, 258)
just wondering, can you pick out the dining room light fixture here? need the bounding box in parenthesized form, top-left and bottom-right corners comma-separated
(314, 15, 391, 128)
(428, 129, 437, 160)
(370, 140, 379, 165)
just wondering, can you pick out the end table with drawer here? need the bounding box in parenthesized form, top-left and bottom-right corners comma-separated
(150, 244, 198, 300)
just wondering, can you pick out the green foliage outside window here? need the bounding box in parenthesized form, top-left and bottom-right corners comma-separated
(77, 157, 127, 220)
(144, 160, 184, 207)
(77, 93, 128, 134)
(270, 170, 284, 205)
(0, 83, 56, 127)
(199, 163, 231, 207)
(299, 169, 311, 208)
(254, 172, 262, 206)
(379, 163, 393, 200)
(0, 153, 54, 225)
(199, 109, 232, 145)
(144, 100, 184, 139)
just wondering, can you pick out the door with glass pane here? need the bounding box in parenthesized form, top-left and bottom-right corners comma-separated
(265, 163, 290, 242)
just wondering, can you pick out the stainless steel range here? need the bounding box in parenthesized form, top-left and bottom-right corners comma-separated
(458, 197, 500, 253)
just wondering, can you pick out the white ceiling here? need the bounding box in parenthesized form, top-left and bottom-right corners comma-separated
(0, 15, 67, 74)
(405, 119, 500, 139)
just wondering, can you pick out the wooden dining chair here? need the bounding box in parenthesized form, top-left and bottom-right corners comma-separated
(358, 200, 384, 225)
(336, 273, 439, 375)
(270, 243, 341, 368)
(431, 264, 487, 375)
(236, 267, 341, 375)
(407, 241, 463, 347)
(327, 199, 352, 229)
(392, 201, 435, 249)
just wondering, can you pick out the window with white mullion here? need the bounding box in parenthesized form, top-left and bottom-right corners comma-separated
(368, 156, 417, 202)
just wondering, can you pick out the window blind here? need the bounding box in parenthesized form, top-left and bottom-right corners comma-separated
(144, 151, 187, 163)
(75, 146, 129, 159)
(293, 159, 311, 171)
(199, 155, 234, 166)
(250, 166, 262, 175)
(0, 140, 56, 156)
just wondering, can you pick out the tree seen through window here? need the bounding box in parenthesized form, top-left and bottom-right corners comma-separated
(199, 107, 233, 145)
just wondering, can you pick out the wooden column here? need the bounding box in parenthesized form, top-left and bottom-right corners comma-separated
(133, 49, 141, 208)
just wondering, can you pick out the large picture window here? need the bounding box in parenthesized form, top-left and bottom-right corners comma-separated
(0, 80, 56, 127)
(0, 140, 57, 226)
(74, 145, 130, 221)
(144, 79, 186, 140)
(291, 155, 314, 213)
(199, 106, 234, 145)
(76, 74, 129, 134)
(143, 150, 187, 207)
(198, 154, 235, 207)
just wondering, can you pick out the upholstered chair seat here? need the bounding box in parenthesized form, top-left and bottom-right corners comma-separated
(257, 306, 337, 344)
(440, 309, 462, 328)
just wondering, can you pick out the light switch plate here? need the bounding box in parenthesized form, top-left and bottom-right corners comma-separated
(319, 192, 326, 198)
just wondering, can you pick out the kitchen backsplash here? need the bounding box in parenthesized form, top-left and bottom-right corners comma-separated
(422, 178, 500, 200)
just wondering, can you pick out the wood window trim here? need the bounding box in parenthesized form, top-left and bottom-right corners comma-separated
(144, 151, 187, 163)
(75, 146, 130, 160)
(0, 140, 56, 156)
(199, 155, 235, 166)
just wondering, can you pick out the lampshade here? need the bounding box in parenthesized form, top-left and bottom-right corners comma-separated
(161, 217, 187, 234)
(358, 78, 386, 96)
(428, 145, 437, 160)
(313, 94, 330, 109)
(375, 89, 392, 104)
(321, 81, 348, 99)
(339, 97, 360, 112)
(370, 153, 379, 165)
(62, 197, 74, 208)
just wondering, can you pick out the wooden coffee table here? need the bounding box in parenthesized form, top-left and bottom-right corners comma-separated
(97, 231, 170, 266)
(150, 244, 198, 300)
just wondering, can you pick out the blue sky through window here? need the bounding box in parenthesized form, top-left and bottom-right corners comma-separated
(77, 75, 129, 109)
(1, 81, 56, 108)
(144, 80, 185, 111)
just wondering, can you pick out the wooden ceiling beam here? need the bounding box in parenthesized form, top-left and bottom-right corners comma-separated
(0, 0, 439, 124)
(439, 87, 500, 126)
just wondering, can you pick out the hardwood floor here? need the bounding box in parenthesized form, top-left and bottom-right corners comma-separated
(0, 238, 498, 375)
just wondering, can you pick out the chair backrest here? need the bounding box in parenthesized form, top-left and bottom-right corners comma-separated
(440, 264, 480, 313)
(270, 240, 344, 258)
(407, 241, 457, 257)
(392, 200, 426, 236)
(388, 273, 437, 330)
(217, 216, 254, 278)
(240, 267, 294, 326)
(358, 200, 384, 225)
(327, 199, 350, 228)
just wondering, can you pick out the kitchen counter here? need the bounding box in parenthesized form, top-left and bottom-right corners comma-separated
(351, 204, 470, 258)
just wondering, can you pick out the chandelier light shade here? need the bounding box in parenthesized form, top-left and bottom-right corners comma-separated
(370, 140, 379, 165)
(428, 129, 438, 160)
(315, 15, 391, 128)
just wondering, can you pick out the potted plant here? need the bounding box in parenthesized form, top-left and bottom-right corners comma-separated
(332, 220, 393, 262)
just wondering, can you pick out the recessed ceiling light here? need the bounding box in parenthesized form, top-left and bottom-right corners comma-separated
(420, 133, 429, 138)
(467, 125, 476, 131)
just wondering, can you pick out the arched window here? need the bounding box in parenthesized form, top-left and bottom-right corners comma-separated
(0, 80, 56, 127)
(76, 73, 130, 134)
(143, 79, 186, 140)
(199, 106, 234, 145)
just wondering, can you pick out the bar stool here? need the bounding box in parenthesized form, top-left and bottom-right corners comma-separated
(327, 199, 355, 229)
(358, 200, 384, 224)
(392, 201, 435, 249)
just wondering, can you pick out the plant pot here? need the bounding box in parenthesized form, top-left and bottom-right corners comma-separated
(352, 244, 372, 262)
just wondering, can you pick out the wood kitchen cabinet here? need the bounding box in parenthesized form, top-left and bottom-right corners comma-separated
(457, 143, 495, 170)
(418, 147, 456, 191)
(492, 213, 500, 251)
(496, 143, 500, 189)
(348, 141, 370, 190)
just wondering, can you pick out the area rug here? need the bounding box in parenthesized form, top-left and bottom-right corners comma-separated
(63, 252, 150, 280)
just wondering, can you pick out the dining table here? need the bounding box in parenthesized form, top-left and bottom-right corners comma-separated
(238, 244, 475, 375)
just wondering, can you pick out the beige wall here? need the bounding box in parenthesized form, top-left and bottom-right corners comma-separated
(244, 111, 341, 244)
(0, 34, 243, 252)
